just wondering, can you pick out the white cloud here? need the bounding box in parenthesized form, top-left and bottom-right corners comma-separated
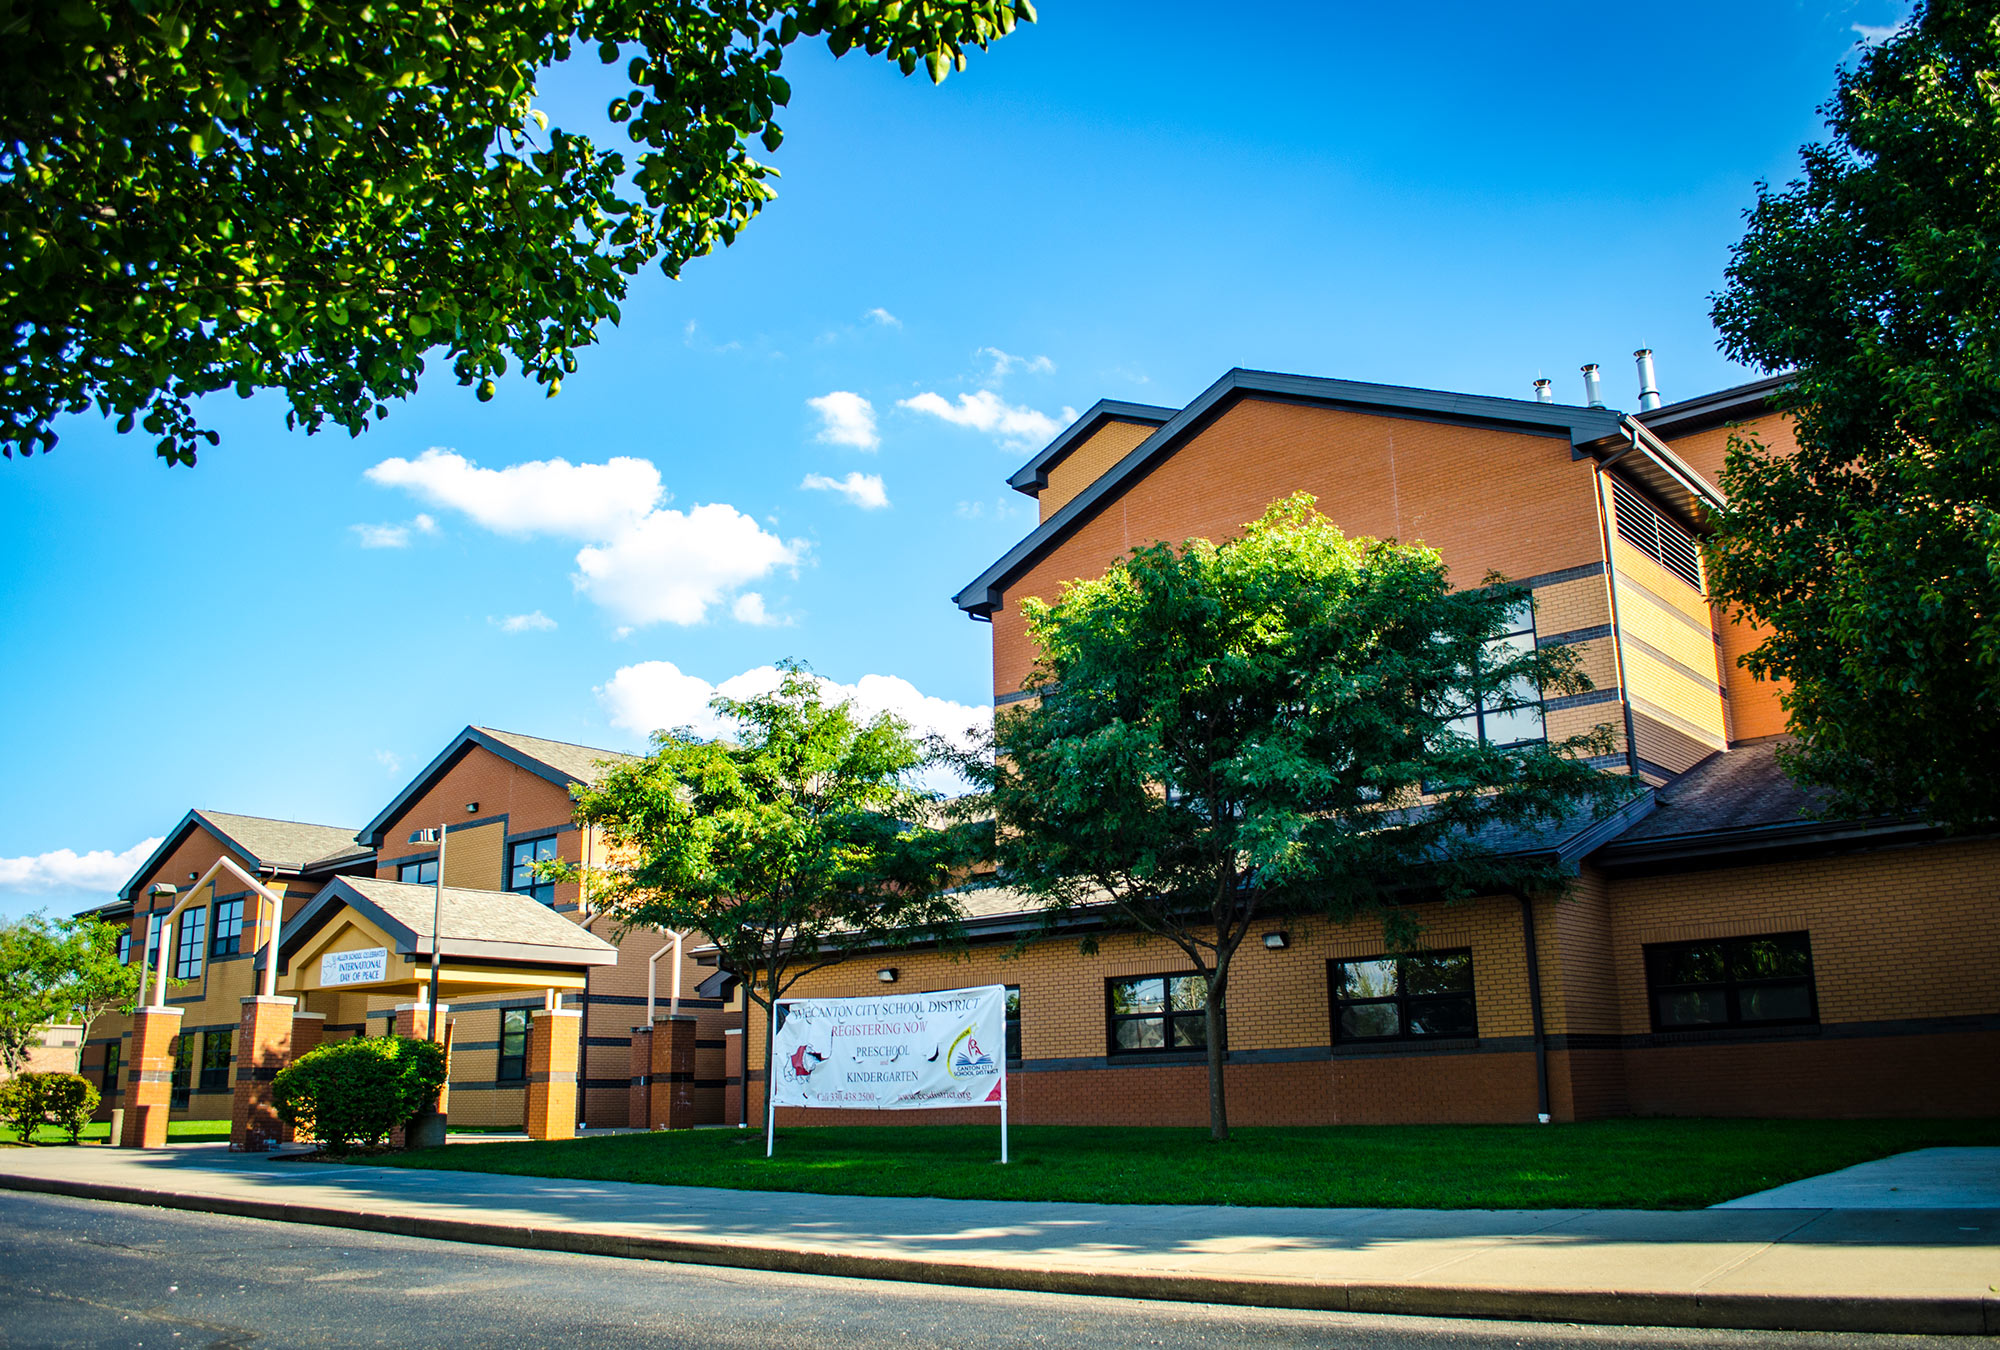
(977, 347, 1054, 380)
(597, 662, 991, 781)
(368, 449, 795, 628)
(731, 592, 781, 626)
(574, 503, 802, 627)
(1851, 21, 1902, 45)
(0, 837, 161, 896)
(375, 749, 403, 774)
(366, 448, 662, 540)
(899, 389, 1066, 448)
(807, 392, 880, 451)
(801, 471, 889, 511)
(498, 611, 558, 633)
(865, 307, 901, 328)
(350, 514, 436, 549)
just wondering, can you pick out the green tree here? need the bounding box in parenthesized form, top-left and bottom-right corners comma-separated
(973, 495, 1628, 1141)
(1708, 0, 2000, 828)
(1, 0, 1035, 465)
(564, 663, 984, 1139)
(0, 915, 143, 1074)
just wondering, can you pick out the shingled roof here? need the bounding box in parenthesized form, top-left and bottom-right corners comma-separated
(359, 725, 635, 847)
(276, 875, 618, 971)
(117, 809, 366, 901)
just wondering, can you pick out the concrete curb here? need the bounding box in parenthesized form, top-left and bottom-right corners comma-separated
(3, 1172, 1994, 1336)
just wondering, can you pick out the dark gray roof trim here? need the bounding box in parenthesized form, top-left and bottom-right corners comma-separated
(956, 368, 1625, 617)
(272, 876, 618, 974)
(117, 808, 364, 901)
(1636, 372, 1794, 439)
(1005, 399, 1177, 497)
(359, 725, 622, 847)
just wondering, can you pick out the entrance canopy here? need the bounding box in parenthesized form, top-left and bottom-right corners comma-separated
(267, 876, 616, 1000)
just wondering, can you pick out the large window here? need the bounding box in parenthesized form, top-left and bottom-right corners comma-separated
(398, 858, 438, 886)
(1644, 932, 1817, 1031)
(170, 1035, 193, 1108)
(211, 898, 245, 958)
(1107, 974, 1208, 1055)
(101, 1041, 121, 1099)
(508, 837, 559, 905)
(1446, 599, 1546, 748)
(200, 1029, 233, 1092)
(117, 931, 131, 966)
(173, 906, 207, 981)
(1330, 951, 1477, 1042)
(1611, 477, 1703, 590)
(497, 1009, 529, 1081)
(144, 912, 163, 971)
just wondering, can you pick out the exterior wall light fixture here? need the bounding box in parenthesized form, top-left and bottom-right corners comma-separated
(465, 802, 479, 814)
(1263, 931, 1289, 950)
(877, 967, 898, 983)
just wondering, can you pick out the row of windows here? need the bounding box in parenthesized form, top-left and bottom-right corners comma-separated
(395, 835, 561, 905)
(1101, 931, 1819, 1057)
(120, 902, 249, 980)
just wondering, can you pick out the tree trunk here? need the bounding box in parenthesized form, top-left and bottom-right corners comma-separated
(1204, 964, 1230, 1142)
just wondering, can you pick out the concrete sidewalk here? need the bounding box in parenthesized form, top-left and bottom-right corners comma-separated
(0, 1144, 1994, 1336)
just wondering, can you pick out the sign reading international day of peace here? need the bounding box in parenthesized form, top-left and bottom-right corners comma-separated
(320, 947, 388, 987)
(772, 985, 1007, 1110)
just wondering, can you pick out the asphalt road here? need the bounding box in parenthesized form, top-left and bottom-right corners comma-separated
(0, 1192, 1977, 1350)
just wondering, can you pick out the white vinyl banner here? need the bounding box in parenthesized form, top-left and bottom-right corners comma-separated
(770, 984, 1007, 1111)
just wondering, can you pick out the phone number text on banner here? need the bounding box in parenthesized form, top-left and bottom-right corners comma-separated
(771, 984, 1007, 1110)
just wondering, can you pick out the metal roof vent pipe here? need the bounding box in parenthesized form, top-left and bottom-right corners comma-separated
(1634, 348, 1662, 411)
(1533, 378, 1554, 403)
(1581, 363, 1604, 408)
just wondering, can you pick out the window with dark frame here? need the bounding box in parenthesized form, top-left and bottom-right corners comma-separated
(398, 858, 438, 886)
(210, 898, 245, 957)
(101, 1041, 121, 1099)
(1107, 974, 1208, 1055)
(1005, 986, 1021, 1063)
(507, 837, 559, 905)
(117, 931, 131, 965)
(497, 1009, 529, 1081)
(170, 1034, 193, 1107)
(200, 1028, 233, 1092)
(144, 912, 163, 970)
(1643, 932, 1817, 1031)
(173, 906, 207, 981)
(1444, 598, 1546, 749)
(1329, 950, 1477, 1043)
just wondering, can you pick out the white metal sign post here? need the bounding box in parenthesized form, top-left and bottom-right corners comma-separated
(768, 984, 1010, 1163)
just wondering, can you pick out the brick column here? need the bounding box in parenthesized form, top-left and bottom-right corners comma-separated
(525, 1008, 581, 1141)
(628, 1025, 653, 1129)
(724, 1028, 745, 1129)
(390, 1002, 449, 1149)
(647, 1015, 698, 1129)
(118, 1006, 183, 1149)
(279, 1013, 325, 1144)
(230, 996, 295, 1153)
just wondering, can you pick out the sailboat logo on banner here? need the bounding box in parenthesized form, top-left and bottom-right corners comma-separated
(947, 1025, 998, 1080)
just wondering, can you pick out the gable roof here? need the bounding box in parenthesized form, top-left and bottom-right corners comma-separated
(1635, 372, 1794, 440)
(956, 368, 1626, 618)
(118, 809, 365, 901)
(274, 875, 618, 971)
(359, 726, 635, 848)
(1005, 399, 1177, 497)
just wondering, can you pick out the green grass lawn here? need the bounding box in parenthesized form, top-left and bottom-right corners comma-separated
(0, 1118, 231, 1147)
(371, 1117, 2000, 1210)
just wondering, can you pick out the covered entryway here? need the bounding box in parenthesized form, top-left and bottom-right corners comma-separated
(227, 876, 617, 1151)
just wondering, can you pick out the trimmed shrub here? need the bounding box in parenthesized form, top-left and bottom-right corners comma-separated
(0, 1072, 99, 1144)
(40, 1072, 100, 1143)
(0, 1075, 40, 1142)
(273, 1035, 447, 1153)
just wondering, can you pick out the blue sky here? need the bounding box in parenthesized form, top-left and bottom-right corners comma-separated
(0, 0, 1907, 919)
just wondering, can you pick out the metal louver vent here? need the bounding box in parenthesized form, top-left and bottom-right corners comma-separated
(1611, 478, 1703, 591)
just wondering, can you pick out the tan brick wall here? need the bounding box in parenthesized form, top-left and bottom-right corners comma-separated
(1038, 418, 1161, 520)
